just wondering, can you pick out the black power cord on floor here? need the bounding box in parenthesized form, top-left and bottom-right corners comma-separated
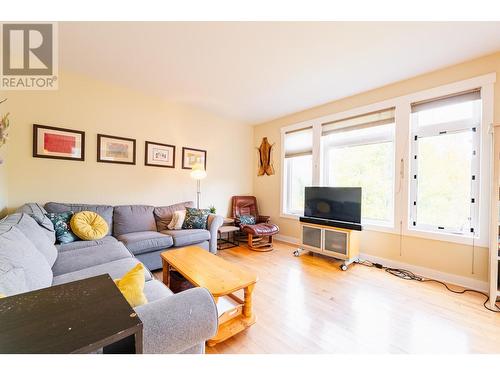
(356, 259, 500, 313)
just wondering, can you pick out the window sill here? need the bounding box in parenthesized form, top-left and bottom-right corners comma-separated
(362, 222, 397, 234)
(404, 227, 486, 247)
(280, 213, 301, 220)
(280, 213, 486, 246)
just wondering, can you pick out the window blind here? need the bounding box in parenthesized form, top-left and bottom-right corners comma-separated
(284, 127, 313, 158)
(411, 89, 481, 113)
(321, 108, 395, 136)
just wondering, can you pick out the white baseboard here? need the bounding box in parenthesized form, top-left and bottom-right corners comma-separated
(359, 253, 489, 292)
(273, 235, 488, 292)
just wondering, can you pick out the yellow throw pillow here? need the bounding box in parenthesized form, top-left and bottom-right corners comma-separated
(114, 263, 148, 308)
(70, 211, 109, 241)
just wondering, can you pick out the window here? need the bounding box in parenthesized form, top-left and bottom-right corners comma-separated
(279, 74, 494, 246)
(321, 109, 395, 226)
(409, 90, 481, 236)
(283, 127, 313, 215)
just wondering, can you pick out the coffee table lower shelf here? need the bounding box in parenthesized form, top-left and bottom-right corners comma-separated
(207, 293, 256, 347)
(207, 314, 256, 347)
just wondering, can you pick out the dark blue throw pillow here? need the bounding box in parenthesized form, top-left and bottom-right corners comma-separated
(45, 211, 79, 244)
(182, 208, 211, 230)
(238, 215, 256, 225)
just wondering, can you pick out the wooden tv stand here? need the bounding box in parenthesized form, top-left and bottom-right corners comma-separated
(294, 221, 360, 271)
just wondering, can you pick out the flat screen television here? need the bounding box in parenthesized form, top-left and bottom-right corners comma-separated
(304, 187, 362, 225)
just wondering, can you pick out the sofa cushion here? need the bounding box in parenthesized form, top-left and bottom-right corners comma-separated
(0, 225, 53, 295)
(160, 229, 210, 247)
(16, 203, 56, 243)
(117, 231, 173, 255)
(7, 213, 58, 267)
(113, 205, 157, 236)
(56, 236, 119, 252)
(143, 279, 173, 302)
(52, 258, 152, 286)
(52, 241, 133, 276)
(0, 265, 28, 297)
(45, 202, 114, 236)
(154, 201, 194, 232)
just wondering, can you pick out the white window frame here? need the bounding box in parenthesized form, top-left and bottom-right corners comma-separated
(281, 120, 317, 219)
(284, 155, 313, 216)
(280, 73, 495, 246)
(409, 95, 481, 237)
(321, 120, 396, 227)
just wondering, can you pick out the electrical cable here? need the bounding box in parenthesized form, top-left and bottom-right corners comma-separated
(356, 259, 500, 313)
(380, 125, 495, 314)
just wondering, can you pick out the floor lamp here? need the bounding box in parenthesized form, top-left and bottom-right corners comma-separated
(190, 163, 207, 209)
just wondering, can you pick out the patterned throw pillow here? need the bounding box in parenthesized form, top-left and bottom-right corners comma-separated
(238, 215, 256, 225)
(182, 208, 210, 230)
(45, 211, 79, 244)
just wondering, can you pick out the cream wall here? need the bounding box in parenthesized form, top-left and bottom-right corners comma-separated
(254, 51, 500, 284)
(2, 71, 253, 216)
(0, 145, 8, 217)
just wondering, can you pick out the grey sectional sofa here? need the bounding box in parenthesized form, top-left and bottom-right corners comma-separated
(0, 202, 222, 354)
(44, 201, 224, 270)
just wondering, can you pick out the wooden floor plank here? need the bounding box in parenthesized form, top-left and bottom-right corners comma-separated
(155, 241, 500, 354)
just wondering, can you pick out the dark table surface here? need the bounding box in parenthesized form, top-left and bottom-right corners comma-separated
(0, 274, 143, 354)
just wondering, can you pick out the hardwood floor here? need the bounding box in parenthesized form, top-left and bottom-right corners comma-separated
(156, 241, 500, 354)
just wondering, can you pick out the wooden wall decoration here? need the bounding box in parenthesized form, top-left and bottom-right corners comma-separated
(257, 137, 275, 176)
(0, 98, 10, 165)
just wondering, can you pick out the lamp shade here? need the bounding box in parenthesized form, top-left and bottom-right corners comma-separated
(190, 163, 207, 180)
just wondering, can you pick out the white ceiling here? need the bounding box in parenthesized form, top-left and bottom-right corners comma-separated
(60, 22, 500, 125)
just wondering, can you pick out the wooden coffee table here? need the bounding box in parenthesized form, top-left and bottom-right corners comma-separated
(161, 246, 258, 346)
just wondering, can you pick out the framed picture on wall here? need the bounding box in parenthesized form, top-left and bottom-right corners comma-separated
(145, 141, 175, 168)
(97, 134, 136, 165)
(182, 147, 207, 170)
(33, 124, 85, 161)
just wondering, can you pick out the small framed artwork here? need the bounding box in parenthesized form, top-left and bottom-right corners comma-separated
(33, 124, 85, 161)
(97, 134, 136, 165)
(145, 141, 176, 168)
(182, 147, 207, 170)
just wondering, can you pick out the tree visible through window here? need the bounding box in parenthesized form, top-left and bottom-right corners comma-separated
(415, 132, 472, 230)
(326, 141, 394, 223)
(286, 155, 312, 214)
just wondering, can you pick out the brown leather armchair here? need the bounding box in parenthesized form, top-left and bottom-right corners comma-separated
(231, 196, 279, 251)
(231, 196, 269, 225)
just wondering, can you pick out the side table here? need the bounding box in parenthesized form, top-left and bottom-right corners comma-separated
(222, 217, 235, 226)
(0, 274, 143, 354)
(218, 225, 240, 250)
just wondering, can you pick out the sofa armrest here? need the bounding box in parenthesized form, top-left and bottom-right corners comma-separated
(207, 214, 224, 254)
(134, 287, 218, 354)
